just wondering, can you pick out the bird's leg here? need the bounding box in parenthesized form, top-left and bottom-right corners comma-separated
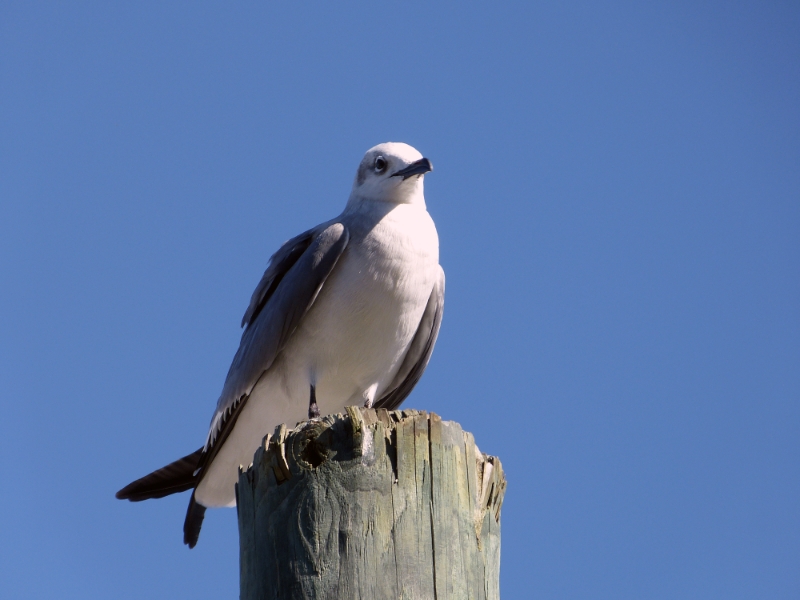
(308, 384, 320, 420)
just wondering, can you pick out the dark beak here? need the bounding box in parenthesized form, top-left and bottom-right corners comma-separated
(391, 157, 433, 180)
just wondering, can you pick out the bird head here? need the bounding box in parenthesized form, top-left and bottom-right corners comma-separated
(348, 142, 433, 207)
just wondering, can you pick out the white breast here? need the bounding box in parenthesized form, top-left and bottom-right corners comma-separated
(195, 203, 439, 507)
(293, 203, 439, 404)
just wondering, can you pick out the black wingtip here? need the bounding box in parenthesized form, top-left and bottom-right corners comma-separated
(183, 492, 207, 549)
(116, 448, 203, 502)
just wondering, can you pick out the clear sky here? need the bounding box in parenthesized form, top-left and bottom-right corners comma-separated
(1, 2, 798, 598)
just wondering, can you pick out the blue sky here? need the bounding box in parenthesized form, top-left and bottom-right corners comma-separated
(1, 2, 798, 598)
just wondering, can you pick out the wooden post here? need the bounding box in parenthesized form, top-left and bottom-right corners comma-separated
(236, 407, 507, 600)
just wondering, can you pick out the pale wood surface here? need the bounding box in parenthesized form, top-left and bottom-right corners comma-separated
(237, 407, 506, 600)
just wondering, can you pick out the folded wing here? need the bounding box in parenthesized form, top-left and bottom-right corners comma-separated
(374, 266, 445, 411)
(116, 222, 350, 549)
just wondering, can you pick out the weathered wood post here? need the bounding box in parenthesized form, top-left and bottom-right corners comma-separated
(236, 407, 506, 600)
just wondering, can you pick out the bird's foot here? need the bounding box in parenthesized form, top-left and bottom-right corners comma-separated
(308, 402, 320, 420)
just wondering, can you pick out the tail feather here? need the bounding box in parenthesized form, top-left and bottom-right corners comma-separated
(116, 448, 203, 502)
(183, 491, 207, 548)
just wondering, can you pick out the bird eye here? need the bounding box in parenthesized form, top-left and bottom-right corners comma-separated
(374, 156, 387, 172)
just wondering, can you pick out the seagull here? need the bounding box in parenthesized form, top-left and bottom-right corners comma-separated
(116, 142, 445, 548)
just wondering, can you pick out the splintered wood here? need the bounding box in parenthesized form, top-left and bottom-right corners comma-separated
(237, 407, 506, 600)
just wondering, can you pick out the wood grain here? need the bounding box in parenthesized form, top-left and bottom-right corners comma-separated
(237, 407, 506, 600)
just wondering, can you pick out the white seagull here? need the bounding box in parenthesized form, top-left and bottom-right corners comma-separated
(117, 142, 445, 548)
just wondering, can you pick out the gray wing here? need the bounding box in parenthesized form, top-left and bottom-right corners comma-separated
(374, 266, 445, 411)
(240, 227, 317, 329)
(184, 222, 347, 549)
(204, 222, 349, 450)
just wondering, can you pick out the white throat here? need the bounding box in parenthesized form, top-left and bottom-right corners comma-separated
(346, 177, 426, 210)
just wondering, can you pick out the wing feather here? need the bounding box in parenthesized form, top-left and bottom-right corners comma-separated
(204, 222, 349, 451)
(374, 266, 445, 411)
(240, 228, 316, 329)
